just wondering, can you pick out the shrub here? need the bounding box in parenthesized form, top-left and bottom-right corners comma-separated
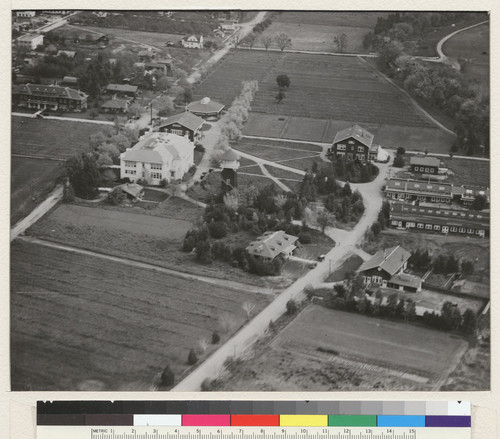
(195, 240, 212, 264)
(461, 259, 474, 275)
(136, 178, 148, 186)
(160, 364, 175, 387)
(159, 178, 168, 188)
(107, 188, 126, 205)
(211, 331, 220, 344)
(286, 299, 298, 315)
(393, 154, 405, 167)
(208, 221, 228, 239)
(187, 348, 198, 365)
(396, 146, 406, 155)
(63, 184, 75, 202)
(298, 232, 312, 244)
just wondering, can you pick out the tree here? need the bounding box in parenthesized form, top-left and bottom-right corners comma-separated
(393, 154, 405, 167)
(461, 259, 474, 275)
(211, 331, 220, 344)
(276, 74, 290, 89)
(107, 188, 126, 205)
(286, 299, 298, 315)
(66, 152, 101, 200)
(275, 90, 285, 103)
(242, 301, 255, 318)
(396, 146, 406, 155)
(317, 211, 333, 233)
(231, 31, 242, 48)
(260, 34, 273, 50)
(63, 184, 75, 203)
(127, 102, 143, 119)
(472, 194, 487, 211)
(160, 364, 175, 387)
(187, 348, 198, 365)
(404, 299, 416, 321)
(333, 33, 348, 53)
(153, 95, 174, 117)
(460, 309, 477, 335)
(245, 32, 257, 49)
(274, 32, 292, 52)
(195, 240, 212, 264)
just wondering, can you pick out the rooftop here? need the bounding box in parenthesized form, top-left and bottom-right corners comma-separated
(410, 156, 441, 168)
(358, 245, 411, 277)
(188, 97, 224, 114)
(12, 83, 87, 100)
(246, 230, 298, 260)
(220, 148, 240, 162)
(106, 83, 138, 93)
(333, 124, 374, 147)
(159, 111, 205, 132)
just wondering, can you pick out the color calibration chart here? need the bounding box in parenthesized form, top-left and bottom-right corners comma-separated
(37, 401, 471, 439)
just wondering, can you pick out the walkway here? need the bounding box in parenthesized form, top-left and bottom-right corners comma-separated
(235, 149, 306, 176)
(17, 236, 276, 296)
(12, 112, 114, 125)
(239, 46, 379, 58)
(172, 152, 394, 391)
(11, 185, 64, 241)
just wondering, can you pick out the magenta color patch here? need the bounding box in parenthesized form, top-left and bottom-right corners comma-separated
(182, 415, 231, 426)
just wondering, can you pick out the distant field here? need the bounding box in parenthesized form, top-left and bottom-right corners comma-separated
(276, 305, 467, 383)
(10, 117, 105, 224)
(252, 11, 387, 53)
(11, 240, 271, 390)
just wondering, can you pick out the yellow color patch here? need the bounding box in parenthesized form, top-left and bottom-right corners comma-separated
(279, 415, 328, 426)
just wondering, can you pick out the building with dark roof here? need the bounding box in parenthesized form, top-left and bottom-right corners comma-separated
(246, 231, 298, 263)
(410, 156, 440, 174)
(100, 96, 131, 113)
(220, 148, 240, 191)
(105, 83, 138, 97)
(12, 83, 88, 112)
(389, 201, 489, 238)
(330, 124, 376, 163)
(385, 178, 453, 203)
(358, 245, 421, 292)
(158, 112, 205, 142)
(187, 97, 224, 119)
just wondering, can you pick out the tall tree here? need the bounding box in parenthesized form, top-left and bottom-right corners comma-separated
(66, 152, 101, 200)
(333, 33, 348, 53)
(261, 34, 273, 51)
(276, 74, 290, 89)
(274, 32, 292, 52)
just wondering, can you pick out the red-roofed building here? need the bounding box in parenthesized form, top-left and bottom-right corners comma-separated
(12, 83, 88, 112)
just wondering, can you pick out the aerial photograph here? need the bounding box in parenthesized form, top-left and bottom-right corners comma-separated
(10, 10, 490, 391)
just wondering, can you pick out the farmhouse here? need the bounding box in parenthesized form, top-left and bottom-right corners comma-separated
(246, 231, 298, 263)
(187, 97, 224, 119)
(12, 83, 88, 112)
(385, 178, 453, 203)
(144, 59, 172, 77)
(158, 112, 204, 143)
(219, 19, 239, 31)
(389, 201, 489, 238)
(410, 156, 440, 175)
(100, 96, 131, 113)
(105, 83, 138, 98)
(330, 125, 376, 163)
(358, 245, 422, 293)
(17, 33, 44, 50)
(182, 35, 204, 49)
(120, 132, 194, 185)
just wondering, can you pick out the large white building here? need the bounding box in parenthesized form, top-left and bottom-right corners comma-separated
(181, 35, 204, 49)
(17, 33, 44, 50)
(120, 132, 194, 185)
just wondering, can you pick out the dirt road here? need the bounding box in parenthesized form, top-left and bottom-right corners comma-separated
(172, 153, 393, 390)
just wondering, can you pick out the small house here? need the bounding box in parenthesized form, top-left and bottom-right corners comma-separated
(410, 156, 440, 175)
(158, 112, 204, 143)
(181, 35, 204, 49)
(246, 231, 298, 263)
(105, 83, 138, 98)
(330, 124, 374, 162)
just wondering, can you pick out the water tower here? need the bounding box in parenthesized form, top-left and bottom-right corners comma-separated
(220, 148, 240, 191)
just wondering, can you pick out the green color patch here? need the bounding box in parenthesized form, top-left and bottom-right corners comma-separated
(328, 415, 377, 426)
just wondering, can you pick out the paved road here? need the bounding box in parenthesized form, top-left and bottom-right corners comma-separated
(172, 153, 393, 390)
(11, 185, 64, 241)
(17, 236, 277, 296)
(239, 46, 379, 57)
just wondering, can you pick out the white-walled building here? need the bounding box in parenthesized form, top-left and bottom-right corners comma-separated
(17, 33, 44, 50)
(181, 35, 204, 49)
(120, 132, 194, 185)
(16, 11, 36, 18)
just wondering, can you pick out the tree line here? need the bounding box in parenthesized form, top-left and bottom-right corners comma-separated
(363, 12, 489, 155)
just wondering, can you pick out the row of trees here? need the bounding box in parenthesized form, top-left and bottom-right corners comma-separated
(363, 12, 489, 155)
(213, 80, 259, 161)
(410, 249, 475, 276)
(241, 32, 292, 52)
(321, 282, 478, 335)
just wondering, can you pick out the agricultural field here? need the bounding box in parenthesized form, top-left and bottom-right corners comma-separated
(253, 12, 388, 53)
(11, 240, 271, 391)
(27, 202, 269, 287)
(442, 22, 489, 96)
(195, 50, 454, 152)
(217, 305, 468, 391)
(11, 117, 99, 224)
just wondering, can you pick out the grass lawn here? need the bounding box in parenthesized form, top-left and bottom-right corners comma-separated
(273, 11, 387, 28)
(233, 139, 322, 164)
(10, 240, 271, 391)
(440, 157, 490, 187)
(264, 166, 303, 181)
